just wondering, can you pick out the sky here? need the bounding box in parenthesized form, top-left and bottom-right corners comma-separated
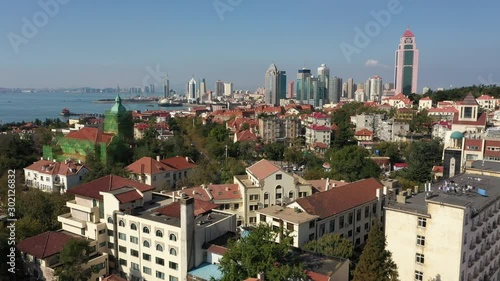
(1, 0, 500, 92)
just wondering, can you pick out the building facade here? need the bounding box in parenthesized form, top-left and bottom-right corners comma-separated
(394, 27, 419, 95)
(24, 158, 88, 193)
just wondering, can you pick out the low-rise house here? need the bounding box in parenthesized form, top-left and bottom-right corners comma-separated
(24, 158, 89, 193)
(476, 94, 497, 111)
(257, 178, 389, 247)
(418, 97, 432, 111)
(17, 231, 108, 281)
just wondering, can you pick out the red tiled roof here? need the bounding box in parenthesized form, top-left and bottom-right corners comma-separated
(67, 175, 154, 200)
(428, 107, 458, 113)
(420, 97, 432, 101)
(310, 112, 329, 119)
(236, 130, 258, 142)
(170, 186, 211, 201)
(306, 271, 330, 281)
(461, 93, 479, 106)
(247, 159, 281, 180)
(432, 166, 444, 173)
(312, 142, 328, 149)
(115, 189, 143, 203)
(17, 231, 80, 259)
(24, 159, 86, 176)
(355, 128, 373, 136)
(452, 112, 487, 126)
(161, 156, 197, 171)
(156, 199, 220, 218)
(394, 163, 409, 168)
(476, 94, 495, 100)
(309, 124, 331, 131)
(208, 184, 242, 200)
(402, 28, 414, 37)
(295, 178, 384, 219)
(308, 179, 348, 193)
(127, 157, 174, 175)
(65, 127, 114, 144)
(207, 244, 228, 255)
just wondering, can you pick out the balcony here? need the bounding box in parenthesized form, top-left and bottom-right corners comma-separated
(67, 200, 99, 214)
(58, 213, 86, 229)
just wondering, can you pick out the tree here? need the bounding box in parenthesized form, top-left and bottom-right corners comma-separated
(402, 140, 442, 183)
(219, 224, 306, 281)
(302, 233, 354, 259)
(262, 142, 285, 161)
(352, 221, 399, 281)
(54, 239, 99, 281)
(374, 142, 401, 165)
(331, 108, 355, 149)
(327, 146, 381, 182)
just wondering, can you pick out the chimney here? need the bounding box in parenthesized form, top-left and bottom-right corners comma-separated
(53, 159, 56, 162)
(78, 160, 82, 164)
(185, 156, 189, 162)
(383, 186, 388, 195)
(40, 157, 43, 160)
(325, 178, 330, 191)
(156, 155, 160, 162)
(376, 188, 381, 200)
(257, 272, 265, 281)
(180, 196, 195, 274)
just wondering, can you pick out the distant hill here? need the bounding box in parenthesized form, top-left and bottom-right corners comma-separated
(417, 85, 500, 103)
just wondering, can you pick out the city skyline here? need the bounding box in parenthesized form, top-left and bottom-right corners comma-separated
(2, 1, 500, 90)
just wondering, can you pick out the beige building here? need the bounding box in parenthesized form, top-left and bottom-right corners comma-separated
(258, 116, 301, 144)
(24, 158, 89, 193)
(234, 159, 313, 225)
(127, 156, 197, 190)
(476, 94, 497, 112)
(256, 178, 389, 248)
(385, 162, 500, 281)
(418, 97, 432, 111)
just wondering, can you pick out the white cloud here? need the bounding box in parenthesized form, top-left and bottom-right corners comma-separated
(365, 59, 390, 69)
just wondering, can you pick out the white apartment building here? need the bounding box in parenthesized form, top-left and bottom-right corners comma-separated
(127, 156, 197, 190)
(418, 97, 432, 111)
(385, 162, 500, 281)
(24, 158, 88, 193)
(234, 159, 313, 225)
(256, 178, 389, 248)
(54, 174, 235, 281)
(476, 94, 497, 112)
(305, 112, 332, 148)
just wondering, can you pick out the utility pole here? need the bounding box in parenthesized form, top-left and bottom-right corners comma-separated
(225, 144, 228, 160)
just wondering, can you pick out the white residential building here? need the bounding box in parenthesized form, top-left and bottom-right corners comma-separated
(385, 162, 500, 281)
(24, 158, 89, 193)
(256, 178, 390, 248)
(305, 112, 332, 148)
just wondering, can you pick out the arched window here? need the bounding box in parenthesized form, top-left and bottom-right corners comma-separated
(276, 185, 282, 191)
(130, 223, 137, 230)
(143, 240, 150, 248)
(169, 248, 177, 256)
(169, 234, 177, 241)
(143, 227, 150, 234)
(118, 220, 125, 227)
(156, 244, 163, 252)
(156, 230, 163, 237)
(107, 217, 113, 224)
(288, 191, 294, 199)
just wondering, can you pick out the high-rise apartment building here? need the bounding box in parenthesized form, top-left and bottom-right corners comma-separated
(288, 81, 295, 99)
(264, 64, 283, 106)
(318, 64, 330, 104)
(329, 77, 342, 103)
(296, 68, 312, 103)
(223, 82, 233, 97)
(199, 79, 207, 103)
(347, 78, 355, 99)
(215, 80, 224, 97)
(188, 77, 197, 102)
(395, 27, 419, 95)
(368, 76, 383, 102)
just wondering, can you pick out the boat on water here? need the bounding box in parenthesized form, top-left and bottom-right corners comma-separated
(60, 108, 70, 116)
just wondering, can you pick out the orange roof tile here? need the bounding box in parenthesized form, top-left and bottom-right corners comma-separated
(68, 175, 154, 200)
(161, 156, 197, 171)
(247, 159, 281, 180)
(207, 184, 242, 200)
(65, 127, 114, 144)
(18, 231, 81, 259)
(127, 157, 174, 175)
(156, 199, 219, 218)
(355, 128, 374, 136)
(24, 159, 87, 176)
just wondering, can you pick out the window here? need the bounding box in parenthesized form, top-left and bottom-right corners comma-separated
(288, 191, 294, 199)
(249, 194, 259, 201)
(260, 214, 266, 222)
(417, 235, 425, 246)
(348, 230, 353, 237)
(249, 205, 258, 211)
(130, 223, 137, 230)
(356, 226, 360, 233)
(372, 203, 377, 214)
(169, 276, 179, 281)
(416, 253, 425, 264)
(143, 227, 150, 233)
(264, 193, 269, 200)
(348, 213, 353, 225)
(156, 271, 165, 280)
(356, 209, 361, 221)
(156, 230, 163, 237)
(309, 220, 315, 228)
(329, 219, 335, 232)
(415, 271, 423, 281)
(130, 236, 138, 244)
(119, 246, 126, 253)
(108, 242, 114, 249)
(107, 230, 113, 236)
(143, 240, 150, 247)
(170, 248, 177, 256)
(287, 222, 294, 231)
(309, 233, 315, 241)
(98, 229, 106, 235)
(143, 266, 152, 275)
(143, 253, 151, 261)
(418, 217, 427, 228)
(365, 222, 369, 230)
(131, 262, 139, 271)
(234, 203, 239, 209)
(276, 193, 282, 199)
(156, 244, 163, 252)
(249, 217, 256, 223)
(156, 257, 164, 266)
(119, 259, 127, 266)
(98, 241, 106, 248)
(118, 233, 126, 240)
(276, 174, 282, 180)
(119, 220, 125, 227)
(169, 262, 178, 270)
(131, 249, 139, 257)
(339, 216, 345, 229)
(170, 233, 177, 241)
(107, 217, 113, 224)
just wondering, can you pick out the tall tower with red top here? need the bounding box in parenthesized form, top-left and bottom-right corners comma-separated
(394, 27, 419, 95)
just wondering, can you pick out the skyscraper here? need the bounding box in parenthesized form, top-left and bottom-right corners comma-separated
(215, 80, 224, 96)
(279, 71, 287, 100)
(395, 27, 419, 95)
(347, 78, 354, 99)
(188, 76, 197, 102)
(317, 64, 330, 103)
(368, 76, 383, 102)
(150, 84, 155, 94)
(264, 64, 281, 106)
(288, 81, 295, 99)
(296, 68, 311, 103)
(200, 79, 207, 103)
(224, 82, 233, 97)
(329, 77, 342, 104)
